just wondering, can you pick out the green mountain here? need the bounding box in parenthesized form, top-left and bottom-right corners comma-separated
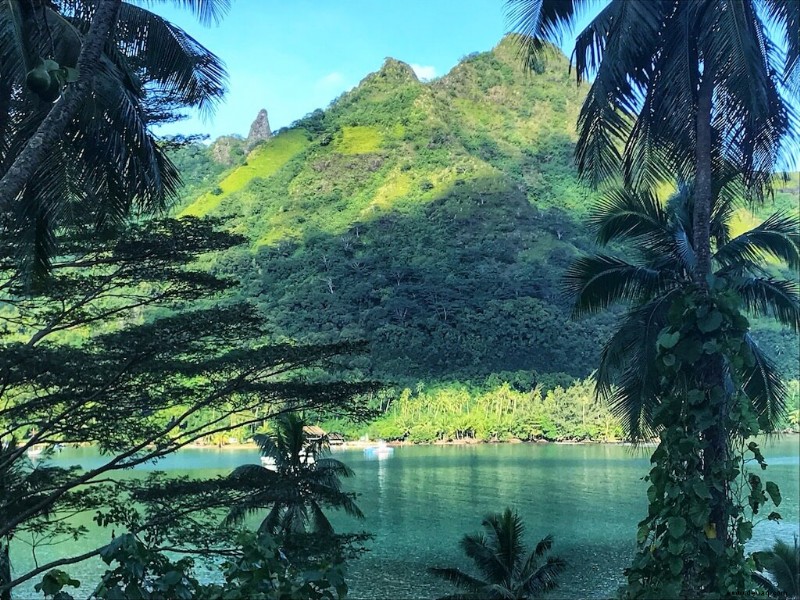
(170, 37, 799, 386)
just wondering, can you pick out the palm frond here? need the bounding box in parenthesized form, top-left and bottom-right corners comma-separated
(253, 433, 280, 460)
(532, 534, 554, 558)
(314, 457, 355, 479)
(671, 224, 696, 273)
(733, 277, 800, 332)
(590, 187, 670, 248)
(460, 533, 508, 585)
(228, 462, 279, 482)
(620, 3, 695, 190)
(111, 3, 227, 116)
(741, 334, 789, 432)
(714, 212, 800, 271)
(520, 555, 567, 596)
(564, 254, 666, 317)
(491, 508, 525, 574)
(702, 0, 794, 195)
(607, 366, 661, 442)
(753, 536, 800, 598)
(0, 0, 30, 83)
(259, 503, 283, 535)
(131, 0, 232, 26)
(428, 568, 487, 593)
(595, 297, 672, 441)
(761, 0, 799, 89)
(308, 500, 335, 536)
(504, 0, 591, 58)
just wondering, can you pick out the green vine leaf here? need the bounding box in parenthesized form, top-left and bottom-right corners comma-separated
(697, 310, 723, 332)
(667, 516, 686, 539)
(692, 480, 711, 499)
(657, 331, 679, 349)
(765, 481, 781, 507)
(668, 556, 683, 576)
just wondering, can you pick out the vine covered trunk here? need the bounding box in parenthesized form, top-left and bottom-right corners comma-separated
(692, 59, 731, 552)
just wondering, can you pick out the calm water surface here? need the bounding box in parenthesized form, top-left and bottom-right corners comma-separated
(12, 439, 800, 600)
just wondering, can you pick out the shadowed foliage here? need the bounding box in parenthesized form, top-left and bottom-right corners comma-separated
(0, 0, 229, 276)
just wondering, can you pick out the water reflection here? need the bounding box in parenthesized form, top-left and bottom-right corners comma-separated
(12, 438, 799, 600)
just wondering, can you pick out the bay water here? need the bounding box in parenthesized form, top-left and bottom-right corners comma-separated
(11, 438, 799, 599)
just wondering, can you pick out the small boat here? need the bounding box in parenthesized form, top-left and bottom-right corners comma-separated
(260, 450, 314, 470)
(26, 445, 44, 458)
(364, 441, 394, 460)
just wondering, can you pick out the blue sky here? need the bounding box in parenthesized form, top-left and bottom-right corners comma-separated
(154, 0, 512, 139)
(152, 1, 797, 172)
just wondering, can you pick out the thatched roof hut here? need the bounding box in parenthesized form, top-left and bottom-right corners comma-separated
(303, 425, 326, 441)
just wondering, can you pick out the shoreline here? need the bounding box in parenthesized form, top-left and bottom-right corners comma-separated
(185, 431, 799, 451)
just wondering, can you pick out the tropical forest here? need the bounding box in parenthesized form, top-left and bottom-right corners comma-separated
(0, 1, 798, 599)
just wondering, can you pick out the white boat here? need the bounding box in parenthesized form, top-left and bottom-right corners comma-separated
(26, 445, 44, 458)
(364, 441, 394, 460)
(260, 450, 314, 470)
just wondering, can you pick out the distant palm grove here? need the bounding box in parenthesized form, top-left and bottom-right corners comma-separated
(0, 0, 798, 599)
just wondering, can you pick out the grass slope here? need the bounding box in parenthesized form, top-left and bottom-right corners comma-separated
(180, 130, 309, 217)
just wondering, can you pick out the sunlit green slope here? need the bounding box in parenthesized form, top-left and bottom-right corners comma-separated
(173, 38, 798, 384)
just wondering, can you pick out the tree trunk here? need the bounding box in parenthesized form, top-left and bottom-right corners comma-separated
(0, 0, 122, 209)
(0, 541, 10, 600)
(693, 68, 714, 286)
(694, 62, 731, 552)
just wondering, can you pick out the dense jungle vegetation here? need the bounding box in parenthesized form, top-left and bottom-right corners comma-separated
(168, 38, 800, 443)
(1, 0, 798, 596)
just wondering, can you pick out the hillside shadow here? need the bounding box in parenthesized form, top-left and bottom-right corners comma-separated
(220, 173, 623, 384)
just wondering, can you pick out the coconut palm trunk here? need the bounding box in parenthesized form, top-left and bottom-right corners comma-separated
(692, 58, 732, 549)
(693, 64, 715, 287)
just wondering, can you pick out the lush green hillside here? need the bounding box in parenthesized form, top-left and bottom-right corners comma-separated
(172, 37, 799, 389)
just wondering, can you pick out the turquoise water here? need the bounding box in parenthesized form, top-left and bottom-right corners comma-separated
(11, 438, 800, 599)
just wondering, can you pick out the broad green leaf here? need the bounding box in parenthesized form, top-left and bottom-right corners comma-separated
(668, 538, 685, 556)
(162, 570, 183, 585)
(667, 516, 686, 538)
(657, 331, 680, 349)
(737, 520, 753, 542)
(698, 311, 723, 332)
(692, 480, 711, 499)
(765, 481, 781, 506)
(668, 556, 683, 576)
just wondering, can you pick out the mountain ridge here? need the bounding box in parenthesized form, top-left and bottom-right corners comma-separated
(169, 37, 799, 384)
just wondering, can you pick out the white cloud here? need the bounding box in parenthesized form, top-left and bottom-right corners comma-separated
(410, 64, 437, 81)
(315, 71, 345, 90)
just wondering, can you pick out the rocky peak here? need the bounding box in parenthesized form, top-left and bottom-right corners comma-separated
(246, 108, 272, 149)
(210, 135, 245, 166)
(376, 58, 418, 83)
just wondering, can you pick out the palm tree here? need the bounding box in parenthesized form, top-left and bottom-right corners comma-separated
(225, 413, 363, 536)
(506, 0, 798, 284)
(429, 508, 566, 600)
(507, 2, 798, 550)
(563, 184, 799, 440)
(0, 0, 229, 276)
(753, 537, 799, 598)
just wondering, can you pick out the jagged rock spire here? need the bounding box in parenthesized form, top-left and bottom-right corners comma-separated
(246, 108, 272, 149)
